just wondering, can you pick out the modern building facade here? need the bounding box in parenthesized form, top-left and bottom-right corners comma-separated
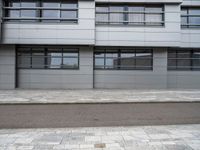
(0, 0, 200, 89)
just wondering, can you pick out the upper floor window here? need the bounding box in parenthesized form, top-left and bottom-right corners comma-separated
(181, 7, 200, 28)
(3, 0, 78, 23)
(94, 48, 153, 70)
(168, 49, 200, 71)
(96, 4, 164, 26)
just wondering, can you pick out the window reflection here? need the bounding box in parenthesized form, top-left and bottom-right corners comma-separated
(168, 49, 200, 71)
(17, 47, 79, 69)
(96, 4, 163, 26)
(181, 7, 200, 28)
(4, 0, 78, 23)
(94, 49, 153, 70)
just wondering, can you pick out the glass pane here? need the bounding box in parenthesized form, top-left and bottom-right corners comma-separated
(61, 0, 77, 8)
(177, 50, 191, 58)
(136, 50, 152, 58)
(21, 1, 38, 7)
(21, 10, 38, 18)
(110, 6, 124, 12)
(42, 0, 60, 7)
(181, 8, 188, 15)
(168, 51, 176, 58)
(42, 10, 60, 18)
(189, 9, 200, 15)
(17, 55, 31, 68)
(95, 58, 104, 69)
(63, 52, 78, 57)
(95, 52, 104, 58)
(47, 57, 62, 68)
(189, 17, 200, 25)
(145, 6, 163, 12)
(32, 57, 45, 68)
(193, 50, 200, 70)
(96, 6, 109, 12)
(145, 14, 162, 24)
(9, 0, 20, 7)
(105, 58, 119, 69)
(9, 10, 20, 18)
(110, 6, 124, 24)
(136, 58, 152, 70)
(110, 13, 124, 24)
(96, 14, 109, 23)
(61, 11, 77, 19)
(181, 17, 187, 25)
(121, 51, 135, 58)
(120, 57, 135, 69)
(168, 59, 176, 69)
(193, 50, 200, 59)
(63, 58, 78, 68)
(128, 6, 144, 12)
(177, 59, 191, 70)
(128, 13, 144, 25)
(48, 52, 62, 57)
(105, 50, 118, 57)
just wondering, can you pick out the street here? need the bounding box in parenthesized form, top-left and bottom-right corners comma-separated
(0, 103, 200, 128)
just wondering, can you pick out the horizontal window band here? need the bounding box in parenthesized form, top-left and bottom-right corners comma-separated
(181, 15, 200, 17)
(181, 24, 200, 26)
(3, 17, 78, 20)
(3, 7, 78, 10)
(96, 21, 164, 23)
(96, 11, 164, 14)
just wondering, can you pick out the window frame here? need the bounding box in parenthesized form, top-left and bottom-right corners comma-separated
(3, 0, 78, 23)
(17, 46, 79, 70)
(94, 48, 153, 70)
(168, 49, 200, 71)
(95, 4, 164, 26)
(181, 7, 200, 28)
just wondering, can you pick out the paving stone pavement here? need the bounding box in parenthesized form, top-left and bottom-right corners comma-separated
(0, 124, 200, 150)
(0, 89, 200, 104)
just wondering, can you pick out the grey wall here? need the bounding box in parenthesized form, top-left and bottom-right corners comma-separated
(18, 46, 94, 89)
(94, 48, 168, 89)
(0, 45, 15, 89)
(2, 1, 95, 45)
(95, 5, 181, 47)
(167, 72, 200, 89)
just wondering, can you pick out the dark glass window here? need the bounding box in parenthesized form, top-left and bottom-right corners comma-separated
(181, 7, 200, 28)
(17, 46, 79, 69)
(168, 49, 200, 71)
(96, 4, 164, 26)
(4, 0, 78, 23)
(94, 49, 153, 70)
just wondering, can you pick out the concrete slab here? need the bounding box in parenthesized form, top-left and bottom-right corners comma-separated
(0, 89, 200, 104)
(0, 124, 200, 150)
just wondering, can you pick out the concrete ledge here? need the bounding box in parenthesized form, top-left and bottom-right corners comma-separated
(0, 89, 200, 104)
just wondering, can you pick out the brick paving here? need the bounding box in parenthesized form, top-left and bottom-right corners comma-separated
(0, 89, 200, 104)
(0, 124, 200, 150)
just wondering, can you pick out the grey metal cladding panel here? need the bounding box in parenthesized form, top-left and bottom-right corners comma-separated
(167, 72, 200, 89)
(18, 47, 94, 89)
(94, 71, 167, 89)
(95, 0, 183, 3)
(95, 5, 181, 47)
(0, 45, 16, 89)
(2, 1, 95, 45)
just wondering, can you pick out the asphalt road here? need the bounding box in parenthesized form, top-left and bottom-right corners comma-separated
(0, 103, 200, 128)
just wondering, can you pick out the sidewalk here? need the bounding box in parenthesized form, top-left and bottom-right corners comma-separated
(0, 89, 200, 104)
(0, 124, 199, 150)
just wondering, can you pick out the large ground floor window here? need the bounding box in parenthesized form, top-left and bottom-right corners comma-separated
(94, 48, 153, 70)
(168, 49, 200, 71)
(17, 46, 79, 69)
